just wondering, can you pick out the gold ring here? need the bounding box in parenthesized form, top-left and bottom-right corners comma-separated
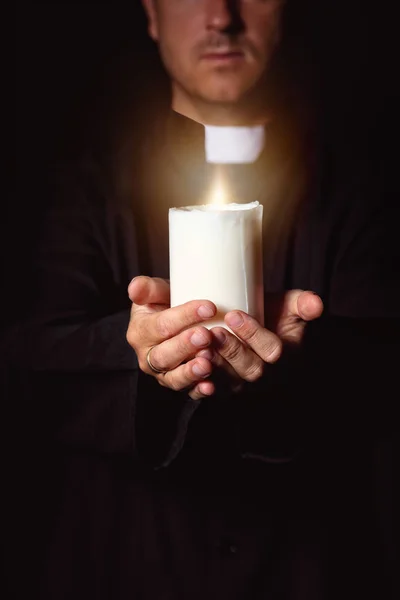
(146, 346, 167, 375)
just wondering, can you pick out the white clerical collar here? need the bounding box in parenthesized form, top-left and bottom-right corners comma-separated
(204, 124, 265, 164)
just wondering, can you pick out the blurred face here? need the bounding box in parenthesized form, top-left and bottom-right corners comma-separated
(143, 0, 285, 109)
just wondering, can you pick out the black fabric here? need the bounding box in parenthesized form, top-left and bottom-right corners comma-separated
(5, 108, 399, 599)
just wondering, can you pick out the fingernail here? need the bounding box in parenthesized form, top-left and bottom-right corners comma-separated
(197, 304, 215, 318)
(191, 331, 209, 347)
(226, 312, 244, 328)
(213, 329, 226, 347)
(192, 362, 210, 377)
(197, 349, 213, 361)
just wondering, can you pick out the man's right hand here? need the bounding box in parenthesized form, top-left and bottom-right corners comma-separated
(126, 276, 217, 400)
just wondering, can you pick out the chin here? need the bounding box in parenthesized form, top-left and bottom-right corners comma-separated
(198, 82, 251, 105)
(203, 91, 243, 104)
(197, 71, 261, 105)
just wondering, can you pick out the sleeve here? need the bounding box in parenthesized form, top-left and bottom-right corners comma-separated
(4, 163, 200, 466)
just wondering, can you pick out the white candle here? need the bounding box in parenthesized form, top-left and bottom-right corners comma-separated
(169, 201, 264, 330)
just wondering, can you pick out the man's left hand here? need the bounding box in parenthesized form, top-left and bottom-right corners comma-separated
(197, 290, 323, 390)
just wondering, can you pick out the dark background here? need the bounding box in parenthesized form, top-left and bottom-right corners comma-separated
(15, 3, 149, 166)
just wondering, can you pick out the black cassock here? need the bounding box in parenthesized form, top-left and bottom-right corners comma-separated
(5, 111, 399, 599)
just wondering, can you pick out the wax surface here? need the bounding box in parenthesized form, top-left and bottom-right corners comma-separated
(169, 202, 264, 330)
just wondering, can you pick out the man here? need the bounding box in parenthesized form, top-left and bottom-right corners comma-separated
(7, 1, 398, 599)
(128, 0, 322, 399)
(128, 0, 323, 405)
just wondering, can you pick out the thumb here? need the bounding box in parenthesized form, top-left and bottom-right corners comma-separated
(296, 291, 324, 322)
(128, 276, 170, 305)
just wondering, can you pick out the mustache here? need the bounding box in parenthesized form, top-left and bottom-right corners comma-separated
(196, 34, 253, 55)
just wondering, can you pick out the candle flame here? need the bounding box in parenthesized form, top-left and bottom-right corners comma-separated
(207, 166, 230, 205)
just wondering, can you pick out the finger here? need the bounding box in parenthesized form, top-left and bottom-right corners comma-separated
(197, 348, 244, 393)
(161, 357, 213, 393)
(282, 289, 323, 321)
(128, 276, 170, 305)
(189, 380, 215, 401)
(210, 327, 265, 382)
(130, 300, 167, 324)
(224, 312, 282, 363)
(197, 348, 241, 383)
(274, 290, 324, 343)
(296, 291, 324, 321)
(144, 299, 216, 344)
(144, 326, 213, 373)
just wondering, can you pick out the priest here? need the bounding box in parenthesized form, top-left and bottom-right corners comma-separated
(6, 1, 398, 599)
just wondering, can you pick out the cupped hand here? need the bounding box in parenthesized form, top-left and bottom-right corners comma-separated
(126, 276, 217, 400)
(198, 290, 323, 393)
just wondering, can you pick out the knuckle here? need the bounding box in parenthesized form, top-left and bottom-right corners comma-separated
(264, 338, 283, 363)
(182, 304, 194, 326)
(245, 361, 264, 382)
(168, 375, 182, 392)
(185, 361, 198, 382)
(126, 328, 135, 348)
(177, 330, 193, 355)
(126, 323, 140, 349)
(222, 339, 243, 363)
(156, 313, 174, 339)
(127, 315, 148, 351)
(185, 300, 202, 321)
(242, 324, 261, 345)
(137, 354, 149, 373)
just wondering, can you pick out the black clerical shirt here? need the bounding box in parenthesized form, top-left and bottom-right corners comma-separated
(5, 110, 399, 600)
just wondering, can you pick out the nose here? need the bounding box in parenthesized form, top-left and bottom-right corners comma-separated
(205, 0, 239, 32)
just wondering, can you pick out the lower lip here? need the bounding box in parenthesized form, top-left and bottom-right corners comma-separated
(201, 52, 244, 64)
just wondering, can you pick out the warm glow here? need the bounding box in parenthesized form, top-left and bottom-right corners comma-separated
(209, 179, 227, 205)
(207, 166, 230, 205)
